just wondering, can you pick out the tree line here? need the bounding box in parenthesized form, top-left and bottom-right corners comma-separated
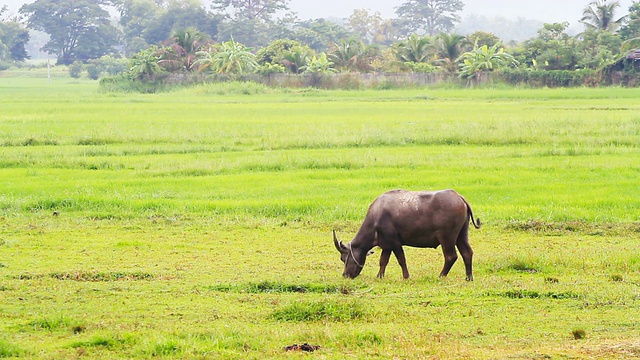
(1, 0, 640, 84)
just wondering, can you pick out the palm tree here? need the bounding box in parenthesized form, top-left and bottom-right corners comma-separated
(394, 34, 435, 63)
(580, 0, 627, 32)
(160, 28, 210, 72)
(328, 39, 373, 72)
(282, 48, 311, 74)
(436, 33, 467, 73)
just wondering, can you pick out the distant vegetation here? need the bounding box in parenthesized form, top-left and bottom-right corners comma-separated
(1, 1, 640, 89)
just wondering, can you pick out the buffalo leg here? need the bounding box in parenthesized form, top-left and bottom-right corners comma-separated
(456, 225, 474, 281)
(393, 247, 410, 279)
(377, 249, 392, 278)
(439, 241, 458, 278)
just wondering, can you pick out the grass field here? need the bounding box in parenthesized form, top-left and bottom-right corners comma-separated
(0, 76, 639, 359)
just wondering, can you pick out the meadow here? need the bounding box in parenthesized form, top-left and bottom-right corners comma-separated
(0, 76, 639, 359)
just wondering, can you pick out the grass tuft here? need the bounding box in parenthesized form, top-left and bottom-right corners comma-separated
(270, 300, 366, 322)
(149, 340, 181, 356)
(209, 281, 356, 294)
(508, 259, 539, 273)
(28, 317, 73, 332)
(501, 289, 541, 299)
(70, 334, 136, 350)
(355, 331, 383, 346)
(0, 339, 26, 358)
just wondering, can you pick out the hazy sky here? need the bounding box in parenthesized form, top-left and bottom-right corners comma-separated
(3, 0, 635, 25)
(288, 0, 635, 25)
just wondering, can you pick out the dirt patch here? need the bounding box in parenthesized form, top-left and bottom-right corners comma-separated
(597, 342, 640, 357)
(573, 341, 640, 358)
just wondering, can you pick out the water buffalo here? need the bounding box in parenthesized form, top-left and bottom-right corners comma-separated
(333, 189, 481, 280)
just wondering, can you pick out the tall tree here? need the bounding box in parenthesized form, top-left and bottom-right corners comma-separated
(576, 28, 623, 68)
(395, 0, 464, 36)
(347, 9, 383, 44)
(211, 0, 291, 47)
(0, 32, 7, 63)
(287, 19, 353, 52)
(143, 1, 220, 46)
(519, 22, 578, 70)
(20, 0, 119, 64)
(372, 19, 402, 46)
(114, 0, 163, 55)
(619, 1, 640, 40)
(0, 8, 30, 62)
(466, 31, 501, 49)
(580, 0, 627, 32)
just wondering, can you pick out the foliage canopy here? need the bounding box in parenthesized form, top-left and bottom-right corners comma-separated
(20, 0, 119, 64)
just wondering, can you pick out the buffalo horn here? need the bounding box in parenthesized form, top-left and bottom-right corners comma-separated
(333, 230, 344, 252)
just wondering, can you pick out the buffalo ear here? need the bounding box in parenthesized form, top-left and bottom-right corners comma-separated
(333, 230, 345, 252)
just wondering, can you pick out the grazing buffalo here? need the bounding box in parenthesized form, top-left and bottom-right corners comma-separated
(333, 189, 481, 280)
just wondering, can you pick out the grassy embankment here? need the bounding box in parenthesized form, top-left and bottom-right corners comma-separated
(0, 77, 639, 359)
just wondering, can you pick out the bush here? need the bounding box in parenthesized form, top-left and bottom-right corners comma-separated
(403, 61, 438, 73)
(498, 69, 601, 87)
(87, 55, 128, 80)
(69, 61, 83, 78)
(99, 75, 168, 93)
(86, 63, 101, 80)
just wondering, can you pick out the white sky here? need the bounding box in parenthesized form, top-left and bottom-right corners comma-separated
(3, 0, 635, 26)
(288, 0, 635, 25)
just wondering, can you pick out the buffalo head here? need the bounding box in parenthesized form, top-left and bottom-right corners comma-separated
(333, 230, 368, 279)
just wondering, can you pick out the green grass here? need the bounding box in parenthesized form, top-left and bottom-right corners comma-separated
(0, 77, 639, 358)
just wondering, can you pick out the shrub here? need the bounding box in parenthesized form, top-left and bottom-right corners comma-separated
(498, 69, 600, 87)
(69, 61, 83, 78)
(86, 63, 100, 80)
(99, 75, 168, 93)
